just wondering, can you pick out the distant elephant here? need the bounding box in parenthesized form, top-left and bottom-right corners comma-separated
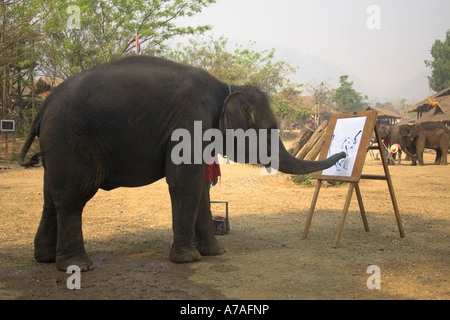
(379, 124, 396, 143)
(19, 55, 345, 271)
(398, 122, 450, 165)
(379, 124, 403, 163)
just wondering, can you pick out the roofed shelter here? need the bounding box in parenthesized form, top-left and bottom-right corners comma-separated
(365, 106, 402, 125)
(405, 87, 450, 127)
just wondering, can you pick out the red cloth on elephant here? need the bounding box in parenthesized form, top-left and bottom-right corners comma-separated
(205, 161, 221, 181)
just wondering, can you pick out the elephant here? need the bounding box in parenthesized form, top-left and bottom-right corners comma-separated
(398, 122, 450, 166)
(19, 55, 346, 271)
(379, 124, 403, 164)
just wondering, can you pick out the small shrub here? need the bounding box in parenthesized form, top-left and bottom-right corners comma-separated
(291, 173, 313, 186)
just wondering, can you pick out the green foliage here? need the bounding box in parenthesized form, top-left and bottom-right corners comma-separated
(37, 0, 216, 78)
(425, 29, 450, 92)
(291, 174, 313, 186)
(1, 0, 215, 134)
(331, 75, 368, 113)
(271, 87, 312, 126)
(165, 36, 310, 127)
(165, 36, 297, 94)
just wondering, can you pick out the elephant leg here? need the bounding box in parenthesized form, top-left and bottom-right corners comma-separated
(442, 151, 448, 165)
(34, 173, 57, 263)
(417, 152, 424, 166)
(54, 205, 93, 271)
(441, 142, 449, 165)
(434, 149, 442, 165)
(48, 177, 98, 272)
(166, 164, 202, 263)
(166, 161, 224, 263)
(416, 141, 425, 165)
(195, 183, 225, 257)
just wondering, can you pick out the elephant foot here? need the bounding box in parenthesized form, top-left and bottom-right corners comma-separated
(34, 243, 56, 263)
(56, 250, 94, 272)
(170, 244, 201, 263)
(196, 238, 225, 257)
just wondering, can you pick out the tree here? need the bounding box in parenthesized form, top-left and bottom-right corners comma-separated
(273, 86, 312, 129)
(1, 0, 43, 124)
(165, 36, 303, 129)
(425, 29, 450, 92)
(166, 36, 298, 94)
(38, 0, 216, 79)
(332, 75, 368, 113)
(306, 80, 333, 124)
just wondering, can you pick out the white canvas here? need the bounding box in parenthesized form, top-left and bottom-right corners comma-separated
(322, 116, 367, 177)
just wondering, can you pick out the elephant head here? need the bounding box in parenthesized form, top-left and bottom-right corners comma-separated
(378, 124, 391, 140)
(399, 124, 418, 158)
(218, 88, 346, 174)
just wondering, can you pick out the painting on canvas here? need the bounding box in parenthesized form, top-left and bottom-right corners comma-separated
(321, 116, 367, 177)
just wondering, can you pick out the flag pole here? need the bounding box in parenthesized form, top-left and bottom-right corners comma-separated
(135, 29, 138, 55)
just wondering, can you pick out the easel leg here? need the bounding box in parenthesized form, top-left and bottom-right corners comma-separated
(386, 178, 405, 238)
(354, 183, 369, 232)
(375, 124, 406, 238)
(333, 182, 355, 248)
(302, 179, 322, 240)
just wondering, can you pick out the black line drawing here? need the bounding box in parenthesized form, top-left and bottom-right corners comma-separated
(332, 130, 362, 171)
(322, 116, 367, 177)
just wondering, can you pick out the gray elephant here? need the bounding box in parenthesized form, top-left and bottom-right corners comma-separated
(379, 124, 403, 164)
(398, 122, 450, 165)
(19, 55, 345, 271)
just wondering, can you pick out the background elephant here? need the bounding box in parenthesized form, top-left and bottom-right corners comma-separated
(19, 55, 345, 271)
(378, 124, 403, 164)
(398, 122, 450, 166)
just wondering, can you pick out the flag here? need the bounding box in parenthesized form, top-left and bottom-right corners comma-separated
(135, 29, 141, 55)
(428, 97, 438, 106)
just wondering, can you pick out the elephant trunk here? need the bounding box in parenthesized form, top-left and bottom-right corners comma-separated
(277, 139, 346, 175)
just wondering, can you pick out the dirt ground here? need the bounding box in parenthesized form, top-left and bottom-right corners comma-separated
(0, 141, 449, 300)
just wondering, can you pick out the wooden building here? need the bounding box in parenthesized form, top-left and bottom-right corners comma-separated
(365, 106, 402, 125)
(405, 87, 450, 127)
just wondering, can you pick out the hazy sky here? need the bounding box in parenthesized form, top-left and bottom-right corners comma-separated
(176, 0, 450, 101)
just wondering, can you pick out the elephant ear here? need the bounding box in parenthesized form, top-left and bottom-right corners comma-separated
(220, 92, 256, 132)
(410, 125, 419, 138)
(400, 125, 412, 136)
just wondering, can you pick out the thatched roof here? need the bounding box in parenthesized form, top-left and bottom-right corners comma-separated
(406, 87, 450, 114)
(406, 87, 450, 124)
(16, 77, 64, 97)
(416, 95, 450, 123)
(366, 106, 402, 119)
(36, 77, 64, 93)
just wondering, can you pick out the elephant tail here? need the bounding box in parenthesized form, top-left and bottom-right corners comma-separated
(18, 119, 46, 168)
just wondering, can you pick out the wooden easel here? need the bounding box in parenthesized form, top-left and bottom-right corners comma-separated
(302, 111, 405, 247)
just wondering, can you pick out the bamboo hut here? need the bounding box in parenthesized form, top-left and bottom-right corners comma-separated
(365, 106, 402, 125)
(405, 87, 450, 127)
